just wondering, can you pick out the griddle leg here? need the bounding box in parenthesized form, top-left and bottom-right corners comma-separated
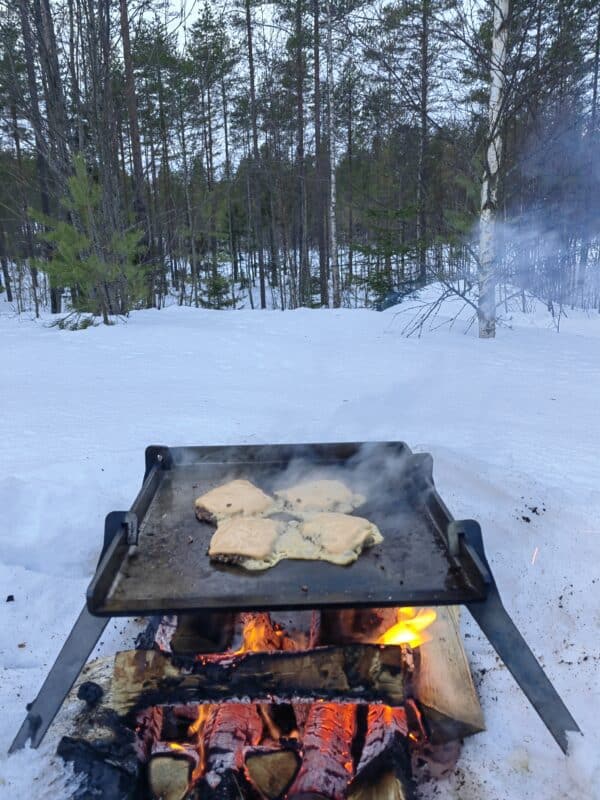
(9, 607, 109, 753)
(463, 524, 580, 754)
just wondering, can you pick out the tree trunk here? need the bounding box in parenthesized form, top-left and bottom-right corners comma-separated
(296, 0, 311, 306)
(478, 0, 510, 339)
(314, 0, 328, 306)
(326, 0, 340, 307)
(119, 0, 146, 226)
(347, 79, 354, 287)
(18, 0, 58, 310)
(416, 0, 430, 287)
(0, 224, 13, 304)
(245, 0, 267, 308)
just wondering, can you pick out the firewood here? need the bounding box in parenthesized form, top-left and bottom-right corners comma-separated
(320, 608, 397, 644)
(56, 656, 142, 799)
(287, 704, 356, 800)
(170, 612, 235, 655)
(245, 745, 301, 799)
(110, 645, 407, 715)
(134, 706, 164, 761)
(232, 611, 288, 652)
(148, 742, 199, 800)
(198, 704, 263, 799)
(351, 706, 413, 798)
(411, 606, 484, 742)
(347, 771, 411, 800)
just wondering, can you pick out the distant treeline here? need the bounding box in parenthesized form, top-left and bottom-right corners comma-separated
(1, 0, 599, 322)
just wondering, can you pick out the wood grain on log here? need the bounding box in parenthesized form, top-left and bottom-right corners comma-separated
(110, 645, 406, 715)
(352, 706, 412, 795)
(348, 770, 411, 800)
(411, 606, 484, 742)
(288, 704, 356, 800)
(148, 742, 199, 800)
(245, 745, 301, 798)
(198, 704, 263, 798)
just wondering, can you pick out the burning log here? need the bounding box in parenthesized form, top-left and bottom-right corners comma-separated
(320, 608, 397, 644)
(287, 703, 356, 800)
(350, 706, 413, 799)
(232, 611, 289, 652)
(56, 656, 149, 800)
(148, 742, 199, 800)
(245, 745, 301, 799)
(199, 704, 263, 799)
(110, 645, 407, 715)
(348, 771, 412, 800)
(411, 606, 484, 742)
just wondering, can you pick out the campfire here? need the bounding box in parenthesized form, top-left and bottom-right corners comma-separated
(12, 441, 578, 794)
(58, 605, 484, 800)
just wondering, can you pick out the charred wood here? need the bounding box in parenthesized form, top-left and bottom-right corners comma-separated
(110, 645, 407, 715)
(320, 608, 397, 645)
(287, 704, 356, 800)
(351, 706, 413, 798)
(198, 703, 263, 799)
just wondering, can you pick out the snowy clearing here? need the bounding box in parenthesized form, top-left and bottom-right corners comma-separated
(0, 297, 599, 799)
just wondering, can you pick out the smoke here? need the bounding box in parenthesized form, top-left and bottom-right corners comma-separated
(493, 118, 600, 311)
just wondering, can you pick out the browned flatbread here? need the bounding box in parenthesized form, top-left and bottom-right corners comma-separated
(295, 512, 383, 562)
(209, 512, 382, 571)
(195, 479, 274, 524)
(274, 479, 364, 514)
(208, 517, 282, 565)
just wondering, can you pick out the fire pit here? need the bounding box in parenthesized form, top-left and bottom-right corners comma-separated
(9, 442, 579, 799)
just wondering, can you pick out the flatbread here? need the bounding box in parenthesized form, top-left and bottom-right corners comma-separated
(209, 512, 382, 570)
(195, 479, 274, 524)
(295, 512, 383, 563)
(208, 517, 282, 566)
(274, 479, 365, 514)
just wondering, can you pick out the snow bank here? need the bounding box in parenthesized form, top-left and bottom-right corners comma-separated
(0, 301, 599, 799)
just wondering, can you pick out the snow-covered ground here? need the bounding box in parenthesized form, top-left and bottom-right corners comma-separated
(0, 294, 599, 799)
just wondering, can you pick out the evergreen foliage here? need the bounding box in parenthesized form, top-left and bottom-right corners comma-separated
(33, 156, 142, 324)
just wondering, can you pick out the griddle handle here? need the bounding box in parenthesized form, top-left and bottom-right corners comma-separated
(9, 607, 109, 753)
(463, 522, 580, 754)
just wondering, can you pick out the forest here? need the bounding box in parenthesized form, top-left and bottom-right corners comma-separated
(0, 0, 599, 334)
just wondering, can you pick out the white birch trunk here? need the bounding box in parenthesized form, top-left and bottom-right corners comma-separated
(326, 0, 341, 308)
(478, 0, 510, 339)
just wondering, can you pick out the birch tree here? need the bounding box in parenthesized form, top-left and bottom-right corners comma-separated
(326, 0, 340, 307)
(478, 0, 510, 339)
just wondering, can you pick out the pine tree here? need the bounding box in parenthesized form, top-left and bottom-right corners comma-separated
(35, 156, 142, 324)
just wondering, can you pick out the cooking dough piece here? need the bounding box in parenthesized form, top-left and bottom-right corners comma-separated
(296, 512, 383, 564)
(209, 512, 382, 570)
(208, 517, 281, 567)
(275, 479, 365, 514)
(195, 479, 273, 524)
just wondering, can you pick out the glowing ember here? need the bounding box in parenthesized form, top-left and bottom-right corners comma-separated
(377, 607, 437, 648)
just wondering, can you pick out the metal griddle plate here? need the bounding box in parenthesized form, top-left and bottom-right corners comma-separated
(12, 441, 579, 755)
(87, 442, 489, 616)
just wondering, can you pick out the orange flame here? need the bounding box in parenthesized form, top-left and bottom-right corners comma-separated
(377, 607, 437, 648)
(236, 614, 283, 654)
(188, 705, 213, 781)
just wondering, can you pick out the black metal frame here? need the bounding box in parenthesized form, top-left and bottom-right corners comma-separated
(9, 443, 580, 755)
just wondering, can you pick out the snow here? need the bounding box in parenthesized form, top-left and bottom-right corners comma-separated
(1, 294, 599, 799)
